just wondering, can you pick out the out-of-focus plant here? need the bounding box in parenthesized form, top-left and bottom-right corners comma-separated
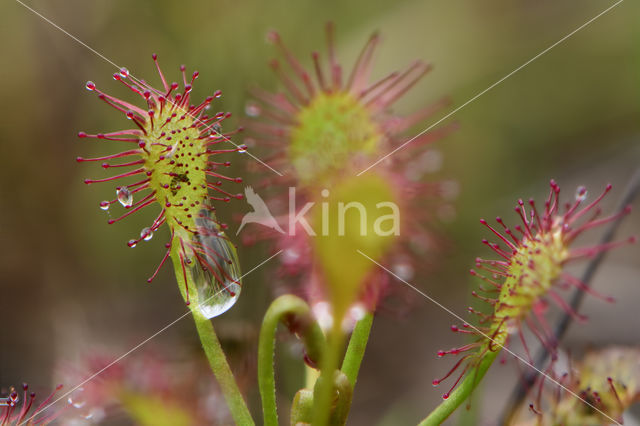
(56, 349, 249, 425)
(244, 23, 452, 425)
(513, 347, 640, 425)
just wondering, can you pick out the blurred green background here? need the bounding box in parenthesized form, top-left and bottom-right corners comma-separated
(1, 0, 639, 424)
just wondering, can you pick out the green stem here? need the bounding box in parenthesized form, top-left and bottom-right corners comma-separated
(341, 312, 374, 387)
(418, 350, 499, 426)
(330, 371, 353, 425)
(258, 295, 326, 426)
(192, 310, 255, 425)
(312, 322, 344, 425)
(170, 251, 253, 425)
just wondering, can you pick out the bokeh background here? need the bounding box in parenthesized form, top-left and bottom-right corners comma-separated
(1, 0, 639, 424)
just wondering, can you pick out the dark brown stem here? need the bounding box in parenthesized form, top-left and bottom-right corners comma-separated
(500, 167, 640, 425)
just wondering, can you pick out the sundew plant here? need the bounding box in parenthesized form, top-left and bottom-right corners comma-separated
(4, 2, 640, 426)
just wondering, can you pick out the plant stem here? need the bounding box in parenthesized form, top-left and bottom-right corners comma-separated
(192, 309, 255, 425)
(258, 295, 326, 426)
(418, 350, 499, 426)
(313, 322, 344, 425)
(341, 312, 374, 387)
(169, 251, 253, 425)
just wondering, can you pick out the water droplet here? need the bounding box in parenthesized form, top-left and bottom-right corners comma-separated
(245, 102, 261, 117)
(392, 263, 414, 281)
(116, 187, 133, 207)
(188, 207, 242, 318)
(85, 407, 105, 422)
(128, 239, 137, 248)
(85, 81, 95, 91)
(282, 248, 300, 264)
(140, 227, 153, 241)
(99, 201, 110, 211)
(165, 141, 179, 158)
(575, 186, 588, 202)
(119, 67, 129, 78)
(67, 397, 86, 409)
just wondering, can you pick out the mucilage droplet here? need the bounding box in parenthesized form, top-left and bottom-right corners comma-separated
(116, 187, 133, 207)
(187, 208, 242, 318)
(140, 227, 153, 241)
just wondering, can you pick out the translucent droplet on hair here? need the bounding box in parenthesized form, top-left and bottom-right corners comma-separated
(245, 102, 261, 117)
(140, 227, 153, 241)
(392, 262, 414, 281)
(189, 207, 242, 318)
(116, 187, 133, 207)
(575, 186, 588, 202)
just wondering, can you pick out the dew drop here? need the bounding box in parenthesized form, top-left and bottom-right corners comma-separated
(85, 407, 105, 422)
(67, 397, 86, 409)
(575, 186, 588, 202)
(392, 262, 414, 281)
(245, 102, 261, 117)
(282, 248, 300, 264)
(116, 187, 133, 207)
(140, 227, 153, 241)
(188, 207, 242, 318)
(99, 201, 110, 211)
